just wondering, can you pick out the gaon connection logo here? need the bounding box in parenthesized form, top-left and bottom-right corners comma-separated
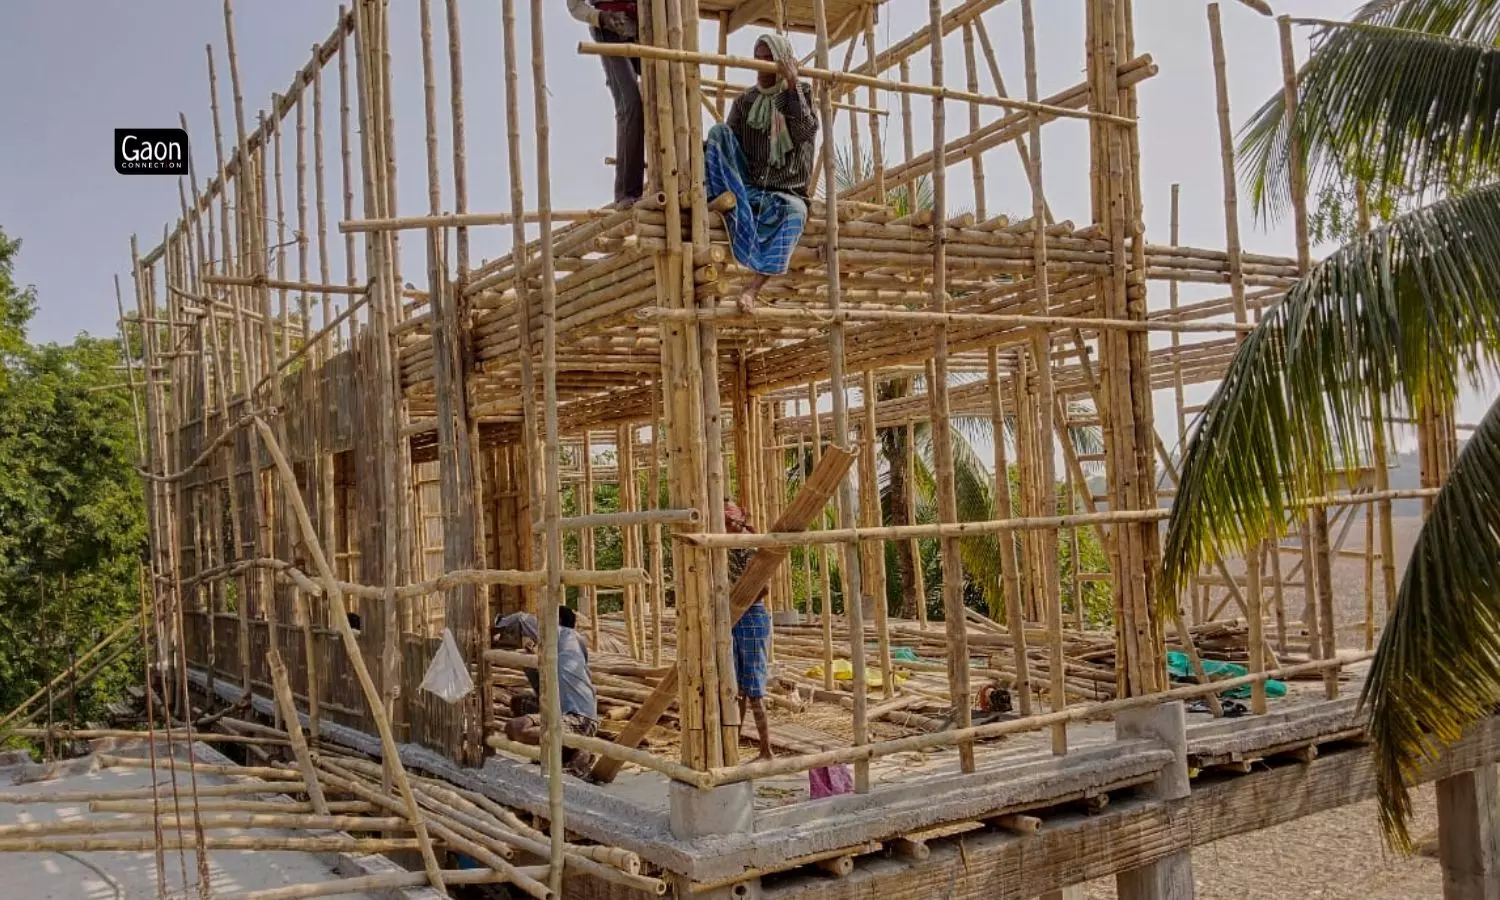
(115, 128, 190, 175)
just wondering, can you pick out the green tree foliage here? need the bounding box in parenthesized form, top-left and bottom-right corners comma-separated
(0, 228, 146, 740)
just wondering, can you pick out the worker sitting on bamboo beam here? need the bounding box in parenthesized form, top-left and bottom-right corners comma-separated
(706, 33, 818, 314)
(493, 606, 601, 779)
(568, 0, 644, 209)
(725, 499, 775, 762)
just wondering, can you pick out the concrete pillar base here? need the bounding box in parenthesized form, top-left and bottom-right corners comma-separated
(1117, 850, 1194, 900)
(669, 781, 760, 899)
(1438, 764, 1500, 900)
(1114, 702, 1195, 900)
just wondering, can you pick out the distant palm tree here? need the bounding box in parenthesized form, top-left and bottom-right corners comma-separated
(1161, 0, 1500, 851)
(823, 148, 1105, 622)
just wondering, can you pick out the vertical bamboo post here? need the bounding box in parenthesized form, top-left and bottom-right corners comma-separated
(1208, 2, 1266, 715)
(1357, 185, 1399, 629)
(581, 432, 598, 644)
(500, 0, 544, 624)
(962, 24, 986, 221)
(351, 0, 404, 740)
(811, 0, 869, 791)
(862, 9, 885, 201)
(338, 5, 359, 348)
(1277, 15, 1338, 699)
(619, 424, 644, 660)
(810, 381, 836, 689)
(927, 0, 975, 773)
(649, 382, 665, 668)
(904, 420, 927, 630)
(988, 347, 1032, 716)
(526, 0, 569, 886)
(861, 370, 893, 700)
(1020, 0, 1065, 752)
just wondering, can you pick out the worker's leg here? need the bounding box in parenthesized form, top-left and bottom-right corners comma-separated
(748, 697, 773, 761)
(594, 29, 645, 207)
(504, 714, 542, 746)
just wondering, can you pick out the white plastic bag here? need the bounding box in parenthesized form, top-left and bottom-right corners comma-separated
(420, 628, 475, 704)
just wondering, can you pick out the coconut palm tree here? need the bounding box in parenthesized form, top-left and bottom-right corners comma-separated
(824, 148, 1108, 623)
(1161, 0, 1500, 851)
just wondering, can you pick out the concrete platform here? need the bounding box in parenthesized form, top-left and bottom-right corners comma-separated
(0, 748, 387, 900)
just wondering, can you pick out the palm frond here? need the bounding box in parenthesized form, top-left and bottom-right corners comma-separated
(1162, 184, 1500, 602)
(1352, 0, 1500, 42)
(1364, 392, 1500, 851)
(1240, 16, 1500, 222)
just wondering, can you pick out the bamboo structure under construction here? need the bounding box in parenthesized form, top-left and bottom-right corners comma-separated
(88, 0, 1470, 897)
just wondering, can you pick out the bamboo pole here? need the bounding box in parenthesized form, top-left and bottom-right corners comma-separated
(580, 43, 1138, 126)
(267, 648, 329, 815)
(581, 431, 598, 645)
(249, 416, 446, 894)
(962, 23, 986, 220)
(1276, 15, 1338, 699)
(1019, 0, 1065, 753)
(987, 348, 1031, 716)
(809, 0, 870, 793)
(1208, 1, 1267, 716)
(526, 0, 568, 885)
(926, 0, 976, 775)
(860, 370, 893, 700)
(810, 381, 836, 689)
(650, 381, 665, 667)
(904, 419, 927, 630)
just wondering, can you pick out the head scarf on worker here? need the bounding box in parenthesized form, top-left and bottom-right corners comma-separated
(747, 33, 799, 168)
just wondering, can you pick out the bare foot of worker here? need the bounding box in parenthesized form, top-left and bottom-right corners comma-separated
(736, 290, 757, 314)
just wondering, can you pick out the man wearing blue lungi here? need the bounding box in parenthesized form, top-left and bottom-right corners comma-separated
(725, 499, 775, 761)
(705, 33, 819, 314)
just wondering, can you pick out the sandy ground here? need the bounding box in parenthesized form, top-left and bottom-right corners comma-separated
(1080, 784, 1442, 900)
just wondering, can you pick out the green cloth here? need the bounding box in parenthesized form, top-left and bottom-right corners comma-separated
(1166, 651, 1286, 700)
(747, 34, 797, 168)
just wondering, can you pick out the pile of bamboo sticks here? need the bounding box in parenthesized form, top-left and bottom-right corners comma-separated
(0, 739, 664, 900)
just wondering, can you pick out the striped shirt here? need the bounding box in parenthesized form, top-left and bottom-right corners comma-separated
(726, 83, 820, 197)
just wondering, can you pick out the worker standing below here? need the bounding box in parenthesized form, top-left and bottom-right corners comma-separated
(493, 606, 600, 779)
(725, 499, 775, 761)
(569, 0, 644, 209)
(706, 33, 819, 314)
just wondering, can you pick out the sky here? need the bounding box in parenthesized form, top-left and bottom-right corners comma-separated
(0, 0, 1489, 443)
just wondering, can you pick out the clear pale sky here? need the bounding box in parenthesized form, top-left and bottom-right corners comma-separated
(0, 0, 1487, 436)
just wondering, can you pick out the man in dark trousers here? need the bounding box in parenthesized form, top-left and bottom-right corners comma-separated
(568, 0, 644, 209)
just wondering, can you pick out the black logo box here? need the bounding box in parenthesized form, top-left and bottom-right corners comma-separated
(115, 128, 190, 175)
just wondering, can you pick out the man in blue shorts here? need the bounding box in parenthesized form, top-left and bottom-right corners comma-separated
(725, 500, 774, 761)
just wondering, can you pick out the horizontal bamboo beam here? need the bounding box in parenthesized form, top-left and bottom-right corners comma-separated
(678, 508, 1173, 548)
(549, 508, 700, 531)
(340, 209, 614, 233)
(579, 43, 1137, 126)
(201, 274, 371, 295)
(641, 306, 1257, 335)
